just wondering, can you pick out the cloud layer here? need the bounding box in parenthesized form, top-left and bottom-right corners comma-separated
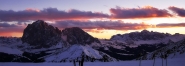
(0, 8, 109, 21)
(1, 6, 185, 22)
(110, 6, 172, 19)
(0, 20, 185, 36)
(0, 6, 185, 37)
(53, 20, 150, 30)
(0, 23, 17, 27)
(0, 23, 24, 33)
(156, 23, 185, 27)
(169, 6, 185, 17)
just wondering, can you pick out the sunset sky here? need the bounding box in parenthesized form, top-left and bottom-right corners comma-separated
(0, 0, 185, 39)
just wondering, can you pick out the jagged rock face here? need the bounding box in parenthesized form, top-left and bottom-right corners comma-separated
(61, 27, 100, 45)
(21, 20, 62, 48)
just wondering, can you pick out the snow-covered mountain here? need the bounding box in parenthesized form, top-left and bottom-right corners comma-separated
(97, 42, 166, 60)
(138, 38, 185, 60)
(0, 46, 32, 62)
(110, 30, 185, 44)
(0, 20, 113, 62)
(97, 30, 185, 60)
(0, 46, 23, 55)
(45, 44, 115, 62)
(1, 20, 185, 62)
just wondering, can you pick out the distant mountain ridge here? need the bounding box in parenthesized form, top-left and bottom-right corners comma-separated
(110, 30, 185, 44)
(111, 30, 170, 40)
(97, 30, 185, 60)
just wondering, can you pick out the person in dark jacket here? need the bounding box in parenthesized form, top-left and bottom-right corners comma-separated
(79, 52, 85, 66)
(73, 60, 76, 66)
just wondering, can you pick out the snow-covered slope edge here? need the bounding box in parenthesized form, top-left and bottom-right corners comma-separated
(0, 46, 33, 62)
(138, 38, 185, 60)
(0, 46, 23, 55)
(45, 44, 116, 62)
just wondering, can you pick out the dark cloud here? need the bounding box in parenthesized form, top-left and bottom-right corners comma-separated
(110, 6, 172, 19)
(0, 22, 24, 34)
(168, 6, 185, 17)
(84, 29, 105, 33)
(0, 20, 152, 35)
(1, 20, 185, 36)
(0, 27, 24, 33)
(53, 20, 150, 30)
(0, 23, 18, 27)
(0, 8, 109, 21)
(1, 6, 185, 22)
(0, 20, 150, 35)
(156, 23, 185, 27)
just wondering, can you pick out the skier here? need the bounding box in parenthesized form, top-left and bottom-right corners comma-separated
(73, 60, 76, 66)
(79, 52, 85, 66)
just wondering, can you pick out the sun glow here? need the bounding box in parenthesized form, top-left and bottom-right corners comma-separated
(146, 18, 183, 24)
(0, 32, 22, 37)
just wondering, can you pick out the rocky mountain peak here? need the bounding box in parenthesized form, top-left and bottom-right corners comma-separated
(21, 20, 62, 48)
(141, 29, 149, 33)
(32, 20, 47, 27)
(61, 27, 100, 45)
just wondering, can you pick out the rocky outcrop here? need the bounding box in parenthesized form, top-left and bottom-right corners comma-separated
(21, 20, 62, 48)
(61, 27, 100, 45)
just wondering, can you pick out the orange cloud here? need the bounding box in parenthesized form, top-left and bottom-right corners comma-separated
(53, 20, 151, 31)
(110, 6, 172, 19)
(1, 20, 185, 37)
(156, 23, 185, 28)
(84, 29, 105, 33)
(26, 8, 40, 12)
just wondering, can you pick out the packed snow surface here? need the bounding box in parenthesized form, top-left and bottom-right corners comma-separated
(0, 58, 185, 66)
(0, 46, 23, 55)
